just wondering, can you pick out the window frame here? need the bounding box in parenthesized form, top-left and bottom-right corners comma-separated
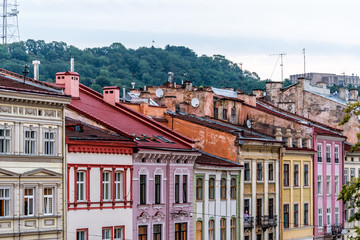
(230, 218, 236, 240)
(268, 163, 274, 181)
(0, 187, 10, 217)
(220, 218, 226, 240)
(138, 225, 148, 240)
(196, 177, 203, 201)
(0, 127, 11, 154)
(24, 187, 35, 216)
(318, 208, 323, 228)
(335, 176, 339, 194)
(334, 145, 339, 163)
(220, 178, 227, 200)
(317, 144, 323, 162)
(114, 171, 122, 201)
(304, 203, 309, 226)
(175, 222, 187, 240)
(208, 177, 215, 200)
(294, 203, 299, 227)
(76, 171, 86, 202)
(304, 164, 309, 186)
(326, 144, 331, 163)
(175, 175, 180, 203)
(230, 177, 236, 199)
(283, 204, 289, 228)
(256, 162, 263, 181)
(154, 174, 161, 204)
(24, 129, 37, 155)
(102, 226, 113, 240)
(294, 164, 299, 187)
(153, 224, 162, 240)
(102, 171, 111, 201)
(196, 221, 202, 240)
(43, 187, 54, 216)
(139, 174, 147, 205)
(182, 175, 188, 203)
(44, 130, 55, 155)
(344, 168, 349, 185)
(326, 175, 331, 196)
(76, 228, 88, 240)
(244, 162, 251, 182)
(114, 226, 124, 240)
(283, 163, 289, 187)
(208, 220, 215, 240)
(317, 175, 322, 195)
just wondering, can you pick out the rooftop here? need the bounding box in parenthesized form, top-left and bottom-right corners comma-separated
(196, 151, 243, 168)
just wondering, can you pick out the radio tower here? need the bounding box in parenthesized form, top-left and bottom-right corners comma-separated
(1, 0, 20, 44)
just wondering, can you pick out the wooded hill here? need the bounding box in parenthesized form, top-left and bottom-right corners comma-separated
(0, 40, 266, 93)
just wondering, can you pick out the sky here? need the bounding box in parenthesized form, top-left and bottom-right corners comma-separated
(14, 0, 360, 81)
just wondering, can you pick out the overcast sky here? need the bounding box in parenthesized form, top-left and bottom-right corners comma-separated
(16, 0, 360, 80)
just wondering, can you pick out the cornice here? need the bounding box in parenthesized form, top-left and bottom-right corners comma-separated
(0, 90, 71, 106)
(68, 144, 133, 155)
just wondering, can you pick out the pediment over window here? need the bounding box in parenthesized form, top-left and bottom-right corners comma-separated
(0, 168, 19, 178)
(22, 168, 61, 178)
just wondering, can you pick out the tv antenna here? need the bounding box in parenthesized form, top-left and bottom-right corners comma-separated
(270, 53, 286, 82)
(1, 0, 20, 44)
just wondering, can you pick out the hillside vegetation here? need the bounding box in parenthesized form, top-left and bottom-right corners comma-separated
(0, 40, 266, 93)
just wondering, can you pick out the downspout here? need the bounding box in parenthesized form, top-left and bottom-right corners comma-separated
(62, 107, 67, 240)
(166, 155, 170, 239)
(17, 174, 21, 238)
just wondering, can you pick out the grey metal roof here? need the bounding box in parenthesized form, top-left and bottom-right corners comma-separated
(211, 87, 238, 98)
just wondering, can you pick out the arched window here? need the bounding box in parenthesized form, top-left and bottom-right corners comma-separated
(208, 220, 214, 240)
(220, 178, 227, 199)
(231, 218, 236, 240)
(230, 178, 236, 199)
(196, 221, 202, 240)
(196, 178, 203, 200)
(220, 218, 226, 240)
(209, 177, 215, 199)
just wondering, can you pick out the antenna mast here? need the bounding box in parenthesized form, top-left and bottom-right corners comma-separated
(1, 0, 20, 44)
(303, 48, 306, 77)
(270, 53, 286, 82)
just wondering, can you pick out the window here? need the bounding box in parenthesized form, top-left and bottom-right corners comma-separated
(269, 233, 273, 240)
(304, 203, 309, 226)
(230, 178, 236, 199)
(25, 130, 36, 154)
(334, 145, 339, 163)
(257, 234, 262, 240)
(304, 164, 309, 186)
(335, 207, 339, 225)
(77, 229, 88, 240)
(0, 128, 10, 153)
(214, 108, 218, 119)
(138, 225, 147, 240)
(256, 163, 262, 181)
(77, 172, 86, 201)
(196, 178, 203, 201)
(223, 109, 227, 120)
(231, 218, 236, 240)
(327, 208, 331, 226)
(351, 168, 355, 180)
(294, 164, 299, 187)
(317, 144, 322, 162)
(345, 203, 348, 221)
(220, 218, 226, 240)
(44, 131, 55, 155)
(326, 176, 331, 195)
(268, 163, 274, 181)
(335, 176, 339, 194)
(244, 198, 250, 214)
(220, 178, 226, 199)
(294, 204, 299, 227)
(231, 108, 236, 123)
(283, 164, 289, 187)
(43, 187, 53, 215)
(318, 208, 323, 227)
(196, 221, 202, 240)
(0, 188, 10, 217)
(284, 204, 289, 228)
(209, 177, 215, 200)
(245, 236, 249, 240)
(317, 175, 322, 195)
(175, 223, 187, 240)
(268, 198, 274, 218)
(183, 175, 187, 203)
(102, 172, 110, 201)
(24, 188, 34, 216)
(208, 220, 214, 240)
(244, 162, 250, 181)
(175, 175, 180, 203)
(114, 227, 123, 240)
(153, 224, 162, 240)
(345, 168, 349, 185)
(155, 175, 161, 204)
(103, 228, 112, 240)
(140, 175, 147, 204)
(326, 145, 331, 162)
(115, 172, 122, 200)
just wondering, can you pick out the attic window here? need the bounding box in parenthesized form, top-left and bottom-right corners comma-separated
(75, 125, 82, 132)
(62, 76, 64, 79)
(105, 91, 109, 94)
(57, 76, 60, 79)
(110, 91, 113, 94)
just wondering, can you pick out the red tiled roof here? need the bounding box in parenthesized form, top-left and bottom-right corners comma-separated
(68, 84, 194, 149)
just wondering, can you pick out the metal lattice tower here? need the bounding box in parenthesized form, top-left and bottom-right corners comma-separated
(1, 0, 20, 44)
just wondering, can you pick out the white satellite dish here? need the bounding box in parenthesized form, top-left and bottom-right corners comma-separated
(246, 119, 252, 129)
(155, 88, 164, 98)
(191, 98, 200, 108)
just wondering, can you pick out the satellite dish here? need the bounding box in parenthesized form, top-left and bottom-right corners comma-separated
(191, 98, 200, 108)
(246, 119, 252, 129)
(155, 88, 164, 98)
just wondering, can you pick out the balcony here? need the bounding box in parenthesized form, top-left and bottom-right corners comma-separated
(256, 215, 277, 229)
(324, 225, 343, 238)
(244, 216, 254, 230)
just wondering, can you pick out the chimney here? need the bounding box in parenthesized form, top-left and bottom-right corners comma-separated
(70, 57, 74, 72)
(103, 86, 120, 105)
(349, 88, 358, 102)
(131, 82, 135, 89)
(339, 87, 349, 101)
(265, 81, 282, 103)
(252, 89, 264, 98)
(185, 81, 192, 91)
(32, 60, 40, 80)
(168, 72, 174, 83)
(55, 71, 80, 98)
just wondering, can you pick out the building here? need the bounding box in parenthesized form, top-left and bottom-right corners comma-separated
(0, 68, 71, 239)
(290, 72, 360, 87)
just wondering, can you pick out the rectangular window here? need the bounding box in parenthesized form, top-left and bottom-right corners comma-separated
(24, 188, 34, 216)
(244, 163, 250, 181)
(317, 144, 322, 162)
(223, 109, 227, 120)
(140, 175, 147, 205)
(221, 178, 227, 200)
(294, 164, 299, 187)
(326, 145, 331, 162)
(345, 168, 349, 185)
(182, 175, 187, 203)
(196, 178, 203, 201)
(318, 208, 323, 227)
(304, 203, 309, 226)
(209, 177, 215, 200)
(294, 204, 299, 227)
(102, 172, 110, 201)
(155, 175, 161, 204)
(138, 225, 147, 240)
(103, 228, 112, 240)
(153, 224, 162, 240)
(0, 129, 10, 153)
(335, 207, 339, 225)
(351, 168, 355, 180)
(114, 227, 124, 240)
(268, 163, 274, 181)
(334, 145, 339, 163)
(214, 108, 218, 119)
(220, 218, 226, 240)
(284, 204, 289, 228)
(230, 178, 236, 199)
(114, 172, 122, 200)
(257, 234, 262, 240)
(244, 198, 250, 214)
(25, 130, 36, 154)
(304, 164, 309, 186)
(256, 163, 262, 181)
(0, 188, 10, 217)
(77, 172, 86, 201)
(268, 198, 274, 218)
(175, 223, 187, 240)
(231, 108, 236, 123)
(208, 220, 214, 240)
(335, 176, 339, 194)
(44, 131, 55, 155)
(231, 218, 236, 240)
(326, 175, 331, 195)
(77, 229, 87, 240)
(283, 164, 289, 187)
(327, 208, 331, 226)
(318, 175, 322, 195)
(345, 203, 348, 221)
(43, 187, 53, 215)
(269, 233, 273, 240)
(175, 175, 180, 203)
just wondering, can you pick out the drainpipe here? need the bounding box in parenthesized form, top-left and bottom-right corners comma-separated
(166, 155, 170, 239)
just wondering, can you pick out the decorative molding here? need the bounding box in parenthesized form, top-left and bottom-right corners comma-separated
(171, 210, 189, 221)
(24, 220, 36, 227)
(25, 108, 37, 116)
(44, 219, 55, 226)
(152, 211, 165, 222)
(68, 145, 133, 155)
(0, 222, 11, 228)
(138, 168, 149, 175)
(137, 212, 150, 223)
(44, 110, 56, 117)
(154, 168, 163, 174)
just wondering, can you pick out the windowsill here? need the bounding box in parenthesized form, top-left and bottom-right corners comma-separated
(244, 181, 251, 184)
(268, 180, 275, 183)
(303, 185, 310, 188)
(283, 186, 291, 189)
(293, 186, 300, 188)
(220, 198, 227, 201)
(257, 180, 264, 183)
(172, 202, 191, 207)
(208, 199, 215, 201)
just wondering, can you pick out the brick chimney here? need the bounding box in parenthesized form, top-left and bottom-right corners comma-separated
(339, 87, 349, 101)
(55, 71, 80, 98)
(349, 88, 358, 102)
(103, 86, 120, 105)
(265, 81, 282, 104)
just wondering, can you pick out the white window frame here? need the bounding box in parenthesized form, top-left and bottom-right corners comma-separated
(24, 187, 35, 216)
(334, 145, 339, 163)
(318, 208, 323, 228)
(317, 144, 323, 162)
(102, 228, 111, 240)
(256, 162, 263, 182)
(114, 172, 122, 201)
(43, 187, 54, 215)
(0, 127, 11, 154)
(76, 171, 86, 202)
(294, 164, 300, 187)
(114, 226, 124, 240)
(102, 171, 111, 201)
(326, 144, 331, 162)
(326, 176, 331, 195)
(345, 168, 349, 185)
(327, 208, 331, 226)
(318, 175, 322, 195)
(244, 161, 251, 182)
(335, 207, 339, 225)
(0, 187, 10, 217)
(44, 130, 55, 155)
(335, 176, 339, 194)
(351, 168, 355, 181)
(25, 129, 37, 155)
(268, 162, 274, 181)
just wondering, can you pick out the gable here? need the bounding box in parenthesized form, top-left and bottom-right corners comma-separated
(22, 168, 61, 178)
(0, 168, 19, 178)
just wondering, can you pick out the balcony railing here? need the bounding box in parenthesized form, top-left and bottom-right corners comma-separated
(256, 215, 277, 229)
(244, 216, 254, 229)
(324, 224, 343, 238)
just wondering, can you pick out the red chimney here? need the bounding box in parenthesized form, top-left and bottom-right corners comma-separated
(103, 86, 120, 105)
(55, 71, 80, 98)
